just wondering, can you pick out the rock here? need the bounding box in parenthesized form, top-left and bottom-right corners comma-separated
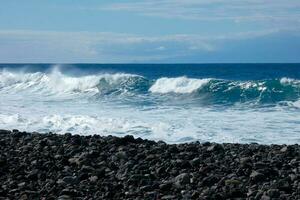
(0, 158, 7, 167)
(174, 173, 190, 188)
(201, 175, 219, 186)
(57, 195, 72, 200)
(191, 191, 200, 199)
(58, 176, 77, 185)
(139, 185, 152, 192)
(267, 189, 280, 198)
(89, 176, 98, 183)
(19, 194, 28, 200)
(145, 191, 157, 199)
(26, 169, 39, 180)
(277, 179, 291, 192)
(68, 157, 80, 165)
(250, 171, 265, 183)
(17, 182, 26, 188)
(161, 195, 177, 199)
(207, 144, 224, 152)
(78, 172, 89, 181)
(190, 158, 201, 166)
(159, 182, 172, 191)
(225, 179, 241, 186)
(80, 165, 95, 173)
(261, 194, 271, 200)
(280, 146, 288, 152)
(240, 157, 252, 167)
(0, 130, 10, 134)
(118, 135, 135, 145)
(0, 130, 299, 199)
(115, 151, 127, 160)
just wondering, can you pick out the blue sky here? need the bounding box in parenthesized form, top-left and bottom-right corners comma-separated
(0, 0, 299, 63)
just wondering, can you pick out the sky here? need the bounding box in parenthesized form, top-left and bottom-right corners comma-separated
(0, 0, 300, 63)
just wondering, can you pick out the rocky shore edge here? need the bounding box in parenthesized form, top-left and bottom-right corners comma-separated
(0, 129, 299, 199)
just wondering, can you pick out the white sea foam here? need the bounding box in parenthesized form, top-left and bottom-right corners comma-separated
(149, 77, 210, 94)
(280, 77, 300, 85)
(0, 104, 299, 144)
(0, 68, 143, 97)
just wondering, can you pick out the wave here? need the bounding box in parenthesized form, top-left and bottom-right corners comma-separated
(149, 77, 300, 104)
(0, 68, 299, 105)
(149, 77, 211, 94)
(204, 78, 300, 104)
(0, 68, 149, 97)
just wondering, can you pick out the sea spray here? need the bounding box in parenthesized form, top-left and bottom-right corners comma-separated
(0, 64, 300, 144)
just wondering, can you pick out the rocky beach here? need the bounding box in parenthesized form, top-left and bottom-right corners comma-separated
(0, 129, 299, 199)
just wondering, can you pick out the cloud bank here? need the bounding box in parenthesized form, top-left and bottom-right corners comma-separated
(0, 29, 299, 63)
(100, 0, 300, 26)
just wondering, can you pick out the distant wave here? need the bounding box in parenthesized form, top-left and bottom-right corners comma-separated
(0, 68, 299, 105)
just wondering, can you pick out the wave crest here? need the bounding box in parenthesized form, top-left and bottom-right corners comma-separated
(0, 68, 299, 105)
(0, 68, 148, 96)
(149, 77, 211, 94)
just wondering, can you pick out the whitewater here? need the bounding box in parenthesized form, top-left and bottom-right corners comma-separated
(0, 64, 299, 144)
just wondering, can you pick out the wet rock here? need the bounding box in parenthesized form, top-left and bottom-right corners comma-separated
(0, 130, 10, 134)
(207, 144, 224, 152)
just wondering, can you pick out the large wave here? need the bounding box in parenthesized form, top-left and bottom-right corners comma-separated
(0, 68, 299, 105)
(0, 68, 150, 97)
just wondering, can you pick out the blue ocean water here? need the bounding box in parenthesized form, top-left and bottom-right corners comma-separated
(0, 64, 299, 144)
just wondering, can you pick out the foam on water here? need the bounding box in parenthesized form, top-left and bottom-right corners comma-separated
(0, 105, 299, 144)
(149, 77, 211, 94)
(0, 68, 146, 97)
(0, 66, 300, 144)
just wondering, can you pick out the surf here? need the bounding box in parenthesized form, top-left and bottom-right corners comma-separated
(0, 67, 300, 105)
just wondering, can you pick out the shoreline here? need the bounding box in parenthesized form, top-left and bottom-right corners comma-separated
(0, 129, 299, 199)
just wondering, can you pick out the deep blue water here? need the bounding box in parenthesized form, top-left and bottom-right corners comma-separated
(0, 64, 299, 144)
(2, 63, 300, 80)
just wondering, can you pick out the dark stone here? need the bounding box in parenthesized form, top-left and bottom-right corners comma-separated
(161, 195, 177, 199)
(240, 157, 252, 168)
(159, 182, 172, 191)
(174, 173, 190, 187)
(0, 130, 10, 134)
(250, 171, 265, 183)
(61, 176, 77, 185)
(267, 189, 280, 198)
(57, 195, 72, 200)
(207, 144, 224, 152)
(0, 131, 299, 199)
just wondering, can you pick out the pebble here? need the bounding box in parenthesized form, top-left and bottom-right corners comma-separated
(0, 130, 299, 199)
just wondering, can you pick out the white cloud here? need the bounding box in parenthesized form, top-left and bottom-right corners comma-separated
(99, 0, 300, 25)
(0, 29, 296, 63)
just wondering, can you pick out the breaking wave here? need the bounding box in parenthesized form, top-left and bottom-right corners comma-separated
(0, 68, 299, 105)
(149, 77, 211, 94)
(0, 68, 149, 97)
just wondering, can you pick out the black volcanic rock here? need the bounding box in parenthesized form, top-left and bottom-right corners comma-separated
(0, 130, 299, 199)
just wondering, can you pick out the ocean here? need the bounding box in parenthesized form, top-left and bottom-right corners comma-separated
(0, 64, 299, 144)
